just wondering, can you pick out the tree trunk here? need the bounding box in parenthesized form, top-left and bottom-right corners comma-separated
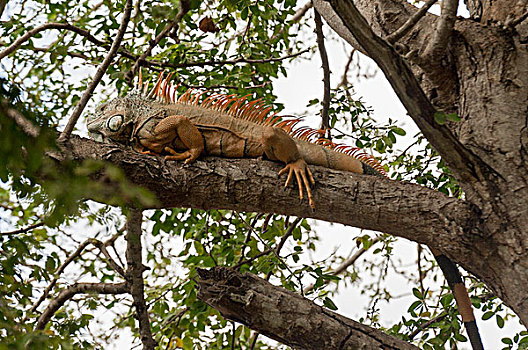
(314, 0, 528, 324)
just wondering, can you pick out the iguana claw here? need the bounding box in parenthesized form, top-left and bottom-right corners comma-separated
(278, 159, 316, 209)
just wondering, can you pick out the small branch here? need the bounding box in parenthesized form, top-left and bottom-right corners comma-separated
(314, 9, 331, 132)
(387, 0, 439, 44)
(58, 0, 133, 142)
(143, 48, 310, 70)
(125, 208, 157, 350)
(35, 282, 128, 330)
(506, 11, 528, 27)
(27, 234, 124, 318)
(3, 105, 40, 137)
(0, 23, 107, 61)
(409, 312, 448, 339)
(423, 0, 458, 59)
(303, 236, 381, 293)
(125, 0, 190, 83)
(337, 49, 355, 88)
(0, 222, 44, 236)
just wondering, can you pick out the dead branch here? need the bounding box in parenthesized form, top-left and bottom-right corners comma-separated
(196, 267, 419, 350)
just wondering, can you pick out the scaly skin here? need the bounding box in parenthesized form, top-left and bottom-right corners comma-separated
(86, 75, 384, 208)
(86, 73, 481, 348)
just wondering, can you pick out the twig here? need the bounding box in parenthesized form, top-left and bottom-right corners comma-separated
(231, 321, 236, 350)
(251, 217, 302, 348)
(35, 282, 128, 330)
(506, 11, 528, 27)
(271, 1, 313, 41)
(3, 105, 40, 137)
(26, 234, 124, 319)
(387, 0, 439, 44)
(337, 49, 355, 88)
(125, 208, 157, 350)
(0, 222, 44, 236)
(143, 48, 310, 70)
(58, 0, 133, 142)
(409, 312, 448, 339)
(303, 236, 381, 293)
(125, 0, 190, 83)
(0, 23, 107, 61)
(314, 9, 331, 132)
(423, 0, 458, 59)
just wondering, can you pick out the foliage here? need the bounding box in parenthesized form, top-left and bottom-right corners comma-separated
(0, 0, 518, 349)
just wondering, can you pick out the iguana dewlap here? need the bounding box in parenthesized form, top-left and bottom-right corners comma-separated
(86, 73, 385, 208)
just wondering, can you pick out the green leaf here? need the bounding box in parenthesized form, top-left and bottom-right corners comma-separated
(392, 127, 406, 136)
(446, 113, 461, 122)
(501, 338, 513, 345)
(496, 314, 505, 328)
(323, 297, 338, 310)
(434, 112, 447, 125)
(482, 311, 494, 320)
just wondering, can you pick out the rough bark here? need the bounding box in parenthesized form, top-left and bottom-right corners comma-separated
(195, 267, 419, 350)
(58, 135, 480, 269)
(314, 0, 528, 325)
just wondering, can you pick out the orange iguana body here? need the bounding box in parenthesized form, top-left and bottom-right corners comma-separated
(86, 72, 385, 208)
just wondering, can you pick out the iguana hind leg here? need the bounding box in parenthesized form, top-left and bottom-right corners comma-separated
(262, 127, 316, 208)
(139, 115, 204, 164)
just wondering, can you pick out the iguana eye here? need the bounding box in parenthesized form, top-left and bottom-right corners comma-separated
(107, 114, 124, 132)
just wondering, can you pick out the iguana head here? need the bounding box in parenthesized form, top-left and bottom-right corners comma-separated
(86, 91, 153, 144)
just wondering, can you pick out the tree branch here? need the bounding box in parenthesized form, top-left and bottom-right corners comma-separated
(423, 0, 458, 59)
(303, 236, 380, 293)
(314, 9, 331, 132)
(0, 23, 107, 61)
(387, 0, 439, 44)
(125, 0, 190, 83)
(61, 135, 482, 273)
(125, 208, 157, 350)
(196, 267, 419, 350)
(0, 222, 44, 236)
(35, 282, 128, 330)
(320, 0, 490, 190)
(58, 0, 133, 142)
(27, 234, 124, 318)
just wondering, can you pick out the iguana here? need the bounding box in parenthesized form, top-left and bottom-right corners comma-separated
(86, 72, 483, 350)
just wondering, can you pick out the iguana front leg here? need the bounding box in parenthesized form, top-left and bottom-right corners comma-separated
(138, 115, 204, 164)
(262, 127, 316, 208)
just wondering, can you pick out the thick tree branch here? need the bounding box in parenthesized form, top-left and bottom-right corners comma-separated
(321, 0, 491, 190)
(59, 136, 482, 272)
(35, 282, 128, 330)
(125, 208, 157, 350)
(59, 0, 133, 142)
(196, 267, 419, 350)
